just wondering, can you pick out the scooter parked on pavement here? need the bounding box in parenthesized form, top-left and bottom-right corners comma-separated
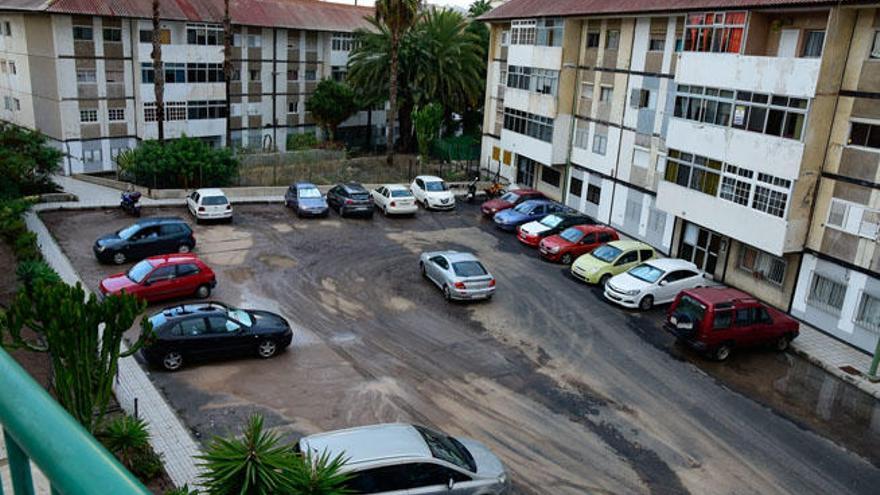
(466, 177, 479, 203)
(120, 190, 142, 217)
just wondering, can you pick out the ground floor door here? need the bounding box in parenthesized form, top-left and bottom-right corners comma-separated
(516, 155, 537, 188)
(678, 222, 724, 276)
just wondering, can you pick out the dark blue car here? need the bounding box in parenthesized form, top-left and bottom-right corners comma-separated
(493, 199, 566, 231)
(285, 182, 329, 217)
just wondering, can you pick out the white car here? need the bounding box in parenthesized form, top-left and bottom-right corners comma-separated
(186, 188, 232, 223)
(411, 175, 455, 210)
(604, 258, 707, 310)
(371, 184, 418, 216)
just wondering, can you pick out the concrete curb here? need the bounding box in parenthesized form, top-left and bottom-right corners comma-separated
(790, 341, 880, 400)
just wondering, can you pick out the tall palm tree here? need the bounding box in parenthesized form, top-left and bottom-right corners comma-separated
(223, 0, 232, 148)
(151, 0, 164, 143)
(375, 0, 420, 164)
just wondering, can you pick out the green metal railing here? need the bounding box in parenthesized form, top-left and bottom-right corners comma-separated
(0, 347, 150, 495)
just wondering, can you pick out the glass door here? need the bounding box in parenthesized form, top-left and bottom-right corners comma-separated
(679, 222, 722, 275)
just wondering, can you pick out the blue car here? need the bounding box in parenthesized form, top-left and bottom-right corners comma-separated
(285, 182, 329, 217)
(493, 199, 567, 231)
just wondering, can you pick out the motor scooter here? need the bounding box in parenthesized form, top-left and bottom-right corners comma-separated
(120, 190, 142, 217)
(466, 177, 479, 203)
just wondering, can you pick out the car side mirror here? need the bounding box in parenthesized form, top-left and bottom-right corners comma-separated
(143, 280, 152, 286)
(447, 478, 455, 490)
(659, 280, 668, 287)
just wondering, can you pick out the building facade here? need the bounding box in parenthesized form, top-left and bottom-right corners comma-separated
(480, 0, 880, 353)
(0, 0, 380, 175)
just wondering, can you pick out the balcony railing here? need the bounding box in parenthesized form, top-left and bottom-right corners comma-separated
(0, 347, 150, 495)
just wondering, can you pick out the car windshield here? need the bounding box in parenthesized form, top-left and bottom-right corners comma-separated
(676, 295, 707, 322)
(202, 195, 228, 205)
(299, 188, 321, 199)
(415, 426, 476, 473)
(391, 189, 413, 198)
(148, 312, 166, 329)
(591, 245, 622, 263)
(540, 215, 563, 228)
(227, 307, 253, 327)
(560, 228, 584, 243)
(513, 202, 535, 214)
(425, 181, 447, 192)
(452, 261, 487, 277)
(117, 224, 140, 240)
(127, 260, 154, 283)
(628, 264, 665, 283)
(500, 191, 520, 203)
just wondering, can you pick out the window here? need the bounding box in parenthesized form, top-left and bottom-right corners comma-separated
(141, 63, 154, 83)
(12, 98, 19, 111)
(855, 292, 880, 329)
(140, 29, 170, 44)
(502, 107, 554, 142)
(144, 101, 186, 122)
(684, 11, 746, 53)
(331, 66, 346, 82)
(871, 31, 880, 59)
(586, 31, 600, 48)
(176, 263, 199, 276)
(802, 30, 825, 58)
(287, 68, 299, 81)
(605, 30, 620, 49)
(649, 36, 665, 51)
(848, 121, 880, 150)
(533, 69, 558, 95)
(752, 173, 791, 218)
(536, 18, 563, 47)
(825, 198, 880, 240)
(249, 69, 260, 81)
(8, 61, 14, 75)
(739, 246, 786, 286)
(332, 32, 354, 51)
(288, 101, 298, 114)
(586, 184, 601, 205)
(516, 155, 538, 186)
(106, 70, 123, 84)
(510, 19, 536, 45)
(569, 177, 583, 197)
(72, 26, 93, 41)
(247, 103, 260, 116)
(507, 66, 558, 95)
(541, 166, 561, 187)
(581, 82, 594, 100)
(187, 100, 226, 120)
(76, 69, 97, 84)
(164, 62, 186, 83)
(592, 134, 607, 155)
(713, 310, 733, 329)
(110, 145, 129, 159)
(0, 61, 5, 73)
(808, 274, 846, 313)
(631, 89, 650, 109)
(82, 148, 102, 163)
(664, 149, 722, 196)
(574, 125, 589, 149)
(506, 65, 531, 90)
(79, 109, 98, 123)
(178, 318, 208, 337)
(108, 108, 125, 121)
(305, 69, 316, 81)
(719, 164, 752, 206)
(599, 86, 612, 102)
(3, 21, 10, 36)
(247, 34, 261, 48)
(103, 27, 122, 42)
(186, 23, 222, 45)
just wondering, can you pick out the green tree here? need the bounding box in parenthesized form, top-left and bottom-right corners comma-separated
(307, 79, 358, 142)
(0, 123, 62, 199)
(412, 103, 443, 161)
(0, 282, 153, 433)
(118, 136, 239, 189)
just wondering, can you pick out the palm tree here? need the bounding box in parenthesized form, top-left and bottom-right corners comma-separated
(468, 0, 493, 18)
(223, 0, 232, 148)
(375, 0, 420, 164)
(151, 0, 164, 143)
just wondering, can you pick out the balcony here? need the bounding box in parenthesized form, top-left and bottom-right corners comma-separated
(507, 44, 562, 71)
(675, 52, 820, 98)
(503, 87, 557, 118)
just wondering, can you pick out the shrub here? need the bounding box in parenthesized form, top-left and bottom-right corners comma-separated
(0, 123, 61, 199)
(289, 449, 352, 495)
(98, 414, 165, 482)
(16, 260, 60, 292)
(164, 485, 199, 495)
(287, 132, 319, 151)
(118, 136, 239, 189)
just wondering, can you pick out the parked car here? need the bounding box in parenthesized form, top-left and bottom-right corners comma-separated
(517, 212, 595, 247)
(296, 423, 509, 495)
(539, 225, 619, 264)
(99, 254, 216, 303)
(372, 184, 418, 216)
(419, 251, 496, 301)
(327, 183, 375, 218)
(411, 175, 456, 210)
(187, 188, 232, 223)
(664, 287, 800, 361)
(285, 182, 328, 217)
(492, 200, 566, 232)
(570, 240, 656, 286)
(480, 189, 545, 217)
(93, 217, 195, 265)
(141, 301, 293, 371)
(604, 258, 706, 310)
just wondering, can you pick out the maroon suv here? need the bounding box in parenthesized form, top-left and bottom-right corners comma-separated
(481, 189, 545, 216)
(665, 287, 799, 361)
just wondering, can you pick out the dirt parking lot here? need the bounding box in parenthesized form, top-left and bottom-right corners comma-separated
(42, 203, 880, 495)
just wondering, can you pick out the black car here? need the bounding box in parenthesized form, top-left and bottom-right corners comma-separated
(517, 211, 596, 245)
(326, 183, 374, 218)
(142, 302, 293, 371)
(94, 217, 195, 265)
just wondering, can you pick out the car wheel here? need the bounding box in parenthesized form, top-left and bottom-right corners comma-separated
(774, 335, 791, 352)
(162, 351, 184, 371)
(195, 284, 211, 298)
(639, 295, 654, 311)
(599, 274, 611, 287)
(561, 253, 573, 265)
(178, 243, 191, 254)
(257, 339, 278, 359)
(443, 285, 452, 302)
(713, 344, 732, 361)
(112, 251, 126, 265)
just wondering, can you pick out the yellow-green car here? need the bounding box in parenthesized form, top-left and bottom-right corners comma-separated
(570, 240, 656, 285)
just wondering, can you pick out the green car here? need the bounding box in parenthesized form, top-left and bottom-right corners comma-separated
(570, 240, 656, 285)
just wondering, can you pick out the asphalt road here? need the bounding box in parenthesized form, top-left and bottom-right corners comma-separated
(42, 203, 880, 495)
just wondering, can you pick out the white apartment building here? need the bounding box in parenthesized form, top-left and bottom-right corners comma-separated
(480, 0, 880, 353)
(0, 0, 380, 174)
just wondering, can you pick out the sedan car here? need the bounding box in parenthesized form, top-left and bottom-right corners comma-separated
(539, 225, 619, 264)
(142, 301, 293, 371)
(99, 254, 216, 303)
(570, 240, 656, 286)
(187, 188, 232, 223)
(411, 175, 456, 210)
(419, 251, 496, 301)
(493, 200, 566, 232)
(371, 184, 418, 216)
(481, 189, 545, 217)
(93, 217, 195, 265)
(327, 183, 375, 218)
(604, 258, 707, 310)
(285, 182, 328, 217)
(517, 212, 595, 247)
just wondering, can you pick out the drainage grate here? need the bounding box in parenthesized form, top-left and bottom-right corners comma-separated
(839, 365, 863, 376)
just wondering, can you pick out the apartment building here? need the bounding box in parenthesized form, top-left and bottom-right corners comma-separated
(480, 0, 880, 353)
(0, 0, 378, 174)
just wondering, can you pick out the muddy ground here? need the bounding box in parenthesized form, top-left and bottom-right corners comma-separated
(42, 204, 880, 495)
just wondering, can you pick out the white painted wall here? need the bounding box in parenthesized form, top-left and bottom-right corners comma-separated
(676, 52, 821, 98)
(507, 45, 563, 71)
(500, 128, 552, 166)
(504, 87, 557, 118)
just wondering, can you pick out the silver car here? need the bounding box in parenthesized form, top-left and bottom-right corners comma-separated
(297, 423, 510, 494)
(419, 251, 496, 301)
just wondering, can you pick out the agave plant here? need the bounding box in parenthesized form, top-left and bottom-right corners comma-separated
(164, 484, 199, 495)
(289, 449, 352, 495)
(98, 414, 163, 481)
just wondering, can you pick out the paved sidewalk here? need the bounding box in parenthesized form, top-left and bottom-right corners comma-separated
(791, 325, 880, 399)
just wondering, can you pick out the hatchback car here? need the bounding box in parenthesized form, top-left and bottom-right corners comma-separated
(372, 184, 418, 216)
(93, 217, 195, 265)
(99, 254, 216, 303)
(517, 212, 595, 247)
(419, 251, 496, 301)
(297, 423, 509, 495)
(411, 175, 456, 210)
(327, 183, 375, 218)
(285, 182, 328, 217)
(570, 240, 656, 286)
(604, 258, 706, 310)
(539, 225, 619, 264)
(480, 189, 545, 217)
(665, 287, 800, 361)
(142, 301, 293, 371)
(493, 200, 566, 232)
(187, 188, 232, 223)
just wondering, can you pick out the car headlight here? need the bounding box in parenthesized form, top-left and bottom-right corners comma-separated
(498, 472, 508, 485)
(587, 267, 599, 274)
(624, 289, 641, 296)
(96, 245, 106, 253)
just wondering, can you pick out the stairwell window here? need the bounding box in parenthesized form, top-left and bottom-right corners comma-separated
(103, 27, 122, 43)
(586, 184, 601, 205)
(73, 26, 93, 41)
(808, 274, 846, 314)
(848, 121, 880, 150)
(592, 134, 607, 156)
(586, 31, 600, 48)
(606, 30, 620, 50)
(76, 69, 97, 84)
(569, 177, 583, 198)
(108, 108, 125, 121)
(599, 86, 612, 102)
(79, 109, 98, 123)
(186, 24, 222, 45)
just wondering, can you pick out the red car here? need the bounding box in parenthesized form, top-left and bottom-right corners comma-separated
(538, 225, 619, 264)
(481, 189, 545, 216)
(99, 254, 216, 303)
(665, 287, 799, 361)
